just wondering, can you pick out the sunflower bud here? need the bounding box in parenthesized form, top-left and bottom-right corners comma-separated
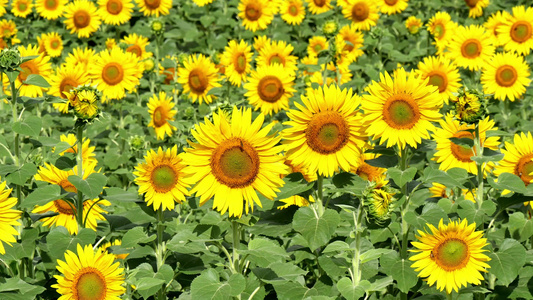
(150, 19, 164, 35)
(129, 135, 145, 151)
(322, 20, 339, 37)
(405, 16, 423, 35)
(184, 107, 195, 118)
(143, 58, 155, 72)
(0, 47, 22, 72)
(363, 181, 396, 226)
(451, 89, 486, 123)
(64, 85, 101, 122)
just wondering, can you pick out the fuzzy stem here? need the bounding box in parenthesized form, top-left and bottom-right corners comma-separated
(156, 208, 166, 300)
(474, 123, 484, 209)
(76, 125, 85, 229)
(232, 220, 241, 274)
(351, 205, 363, 286)
(9, 81, 22, 205)
(316, 174, 325, 216)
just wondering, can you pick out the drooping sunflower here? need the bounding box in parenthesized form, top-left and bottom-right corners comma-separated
(54, 133, 97, 164)
(494, 132, 533, 187)
(35, 0, 67, 19)
(64, 0, 101, 38)
(464, 0, 488, 18)
(361, 68, 442, 150)
(484, 10, 511, 46)
(221, 40, 253, 86)
(65, 47, 96, 71)
(98, 0, 134, 25)
(238, 0, 275, 32)
(89, 47, 142, 102)
(379, 0, 408, 15)
(177, 54, 221, 104)
(147, 91, 177, 140)
(135, 0, 171, 16)
(416, 56, 461, 104)
(244, 63, 296, 116)
(256, 40, 298, 75)
(41, 32, 63, 57)
(280, 0, 306, 25)
(481, 51, 531, 102)
(410, 219, 491, 294)
(283, 85, 367, 177)
(427, 11, 457, 54)
(405, 16, 423, 34)
(306, 0, 331, 15)
(49, 64, 89, 113)
(336, 24, 364, 63)
(52, 244, 125, 299)
(429, 183, 476, 203)
(341, 0, 379, 31)
(446, 25, 495, 71)
(0, 178, 21, 255)
(182, 107, 288, 218)
(11, 0, 33, 17)
(14, 44, 52, 98)
(432, 115, 500, 175)
(307, 36, 328, 57)
(497, 6, 533, 56)
(121, 33, 152, 60)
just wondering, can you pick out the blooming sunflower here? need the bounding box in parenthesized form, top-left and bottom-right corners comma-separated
(427, 11, 457, 54)
(135, 0, 171, 16)
(306, 0, 331, 15)
(484, 10, 510, 46)
(98, 0, 134, 25)
(134, 146, 189, 211)
(0, 0, 6, 16)
(352, 153, 386, 182)
(64, 0, 101, 38)
(221, 40, 253, 86)
(429, 183, 476, 203)
(256, 40, 298, 75)
(336, 24, 364, 63)
(238, 0, 275, 32)
(121, 33, 152, 60)
(361, 68, 442, 149)
(52, 244, 125, 300)
(89, 47, 142, 102)
(277, 195, 315, 210)
(11, 0, 33, 17)
(99, 239, 129, 260)
(464, 0, 488, 18)
(283, 85, 367, 177)
(0, 19, 17, 39)
(49, 64, 90, 113)
(35, 0, 67, 19)
(379, 0, 408, 15)
(497, 6, 533, 56)
(147, 91, 177, 140)
(253, 35, 271, 53)
(182, 107, 288, 218)
(481, 51, 531, 102)
(177, 54, 221, 104)
(54, 133, 97, 164)
(244, 63, 296, 116)
(0, 178, 21, 255)
(410, 219, 491, 294)
(285, 159, 318, 182)
(41, 32, 63, 57)
(405, 16, 423, 34)
(416, 56, 461, 104)
(432, 115, 500, 175)
(65, 47, 96, 71)
(341, 0, 379, 31)
(446, 25, 495, 71)
(193, 0, 215, 6)
(494, 132, 533, 186)
(14, 44, 52, 98)
(307, 36, 328, 57)
(280, 0, 306, 25)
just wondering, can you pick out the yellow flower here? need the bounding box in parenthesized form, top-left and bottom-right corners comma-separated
(54, 133, 97, 165)
(11, 0, 33, 18)
(307, 36, 328, 57)
(256, 40, 298, 75)
(481, 51, 531, 102)
(64, 0, 101, 38)
(0, 178, 21, 254)
(306, 0, 331, 15)
(497, 6, 533, 55)
(221, 40, 253, 86)
(427, 11, 457, 54)
(135, 0, 171, 16)
(416, 55, 461, 104)
(277, 195, 315, 210)
(464, 0, 489, 18)
(494, 132, 533, 187)
(429, 183, 476, 203)
(38, 32, 64, 57)
(193, 0, 216, 6)
(65, 47, 96, 71)
(379, 0, 408, 15)
(238, 0, 275, 32)
(35, 0, 67, 19)
(121, 33, 153, 60)
(336, 24, 364, 63)
(446, 25, 495, 71)
(280, 0, 306, 25)
(177, 54, 221, 104)
(405, 16, 423, 34)
(341, 0, 379, 31)
(13, 44, 52, 98)
(147, 91, 177, 140)
(99, 239, 129, 260)
(484, 10, 511, 46)
(98, 0, 134, 25)
(352, 153, 386, 182)
(49, 64, 89, 113)
(253, 35, 271, 53)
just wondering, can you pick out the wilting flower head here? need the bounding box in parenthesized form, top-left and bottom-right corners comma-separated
(64, 85, 101, 121)
(451, 89, 486, 123)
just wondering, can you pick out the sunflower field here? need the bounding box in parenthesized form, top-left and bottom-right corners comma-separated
(1, 0, 533, 299)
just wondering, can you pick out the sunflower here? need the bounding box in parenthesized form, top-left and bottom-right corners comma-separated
(244, 63, 296, 116)
(256, 40, 298, 75)
(307, 36, 328, 57)
(121, 33, 152, 60)
(0, 0, 6, 16)
(410, 219, 491, 294)
(300, 54, 319, 76)
(12, 45, 52, 98)
(134, 146, 189, 211)
(416, 56, 461, 104)
(494, 132, 533, 187)
(481, 51, 531, 102)
(497, 6, 533, 56)
(0, 19, 17, 39)
(52, 244, 125, 299)
(336, 24, 364, 63)
(89, 47, 142, 102)
(50, 64, 89, 113)
(0, 178, 21, 255)
(361, 68, 442, 149)
(65, 47, 96, 71)
(135, 0, 171, 16)
(54, 133, 97, 164)
(306, 0, 331, 14)
(64, 0, 101, 38)
(277, 195, 315, 210)
(429, 183, 476, 203)
(221, 40, 253, 86)
(98, 0, 134, 25)
(406, 16, 423, 34)
(11, 0, 33, 18)
(309, 60, 353, 86)
(379, 0, 408, 15)
(147, 91, 177, 140)
(352, 153, 386, 182)
(280, 0, 306, 25)
(432, 115, 500, 175)
(238, 0, 275, 32)
(284, 159, 318, 182)
(283, 85, 367, 177)
(484, 10, 510, 46)
(99, 239, 129, 260)
(182, 107, 288, 218)
(177, 54, 221, 104)
(35, 0, 67, 19)
(341, 0, 379, 31)
(427, 11, 457, 54)
(446, 25, 495, 71)
(253, 35, 271, 53)
(464, 0, 488, 18)
(193, 0, 215, 6)
(40, 32, 63, 57)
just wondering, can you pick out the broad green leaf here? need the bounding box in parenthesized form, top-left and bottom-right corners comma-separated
(271, 281, 319, 300)
(368, 276, 394, 292)
(21, 184, 61, 208)
(488, 172, 527, 194)
(0, 278, 45, 300)
(292, 207, 340, 251)
(420, 168, 467, 189)
(390, 258, 418, 293)
(488, 239, 526, 286)
(508, 266, 533, 299)
(12, 116, 42, 137)
(331, 172, 368, 197)
(45, 227, 96, 262)
(24, 74, 51, 88)
(336, 277, 367, 300)
(190, 269, 245, 300)
(268, 262, 307, 282)
(242, 238, 288, 267)
(6, 163, 37, 185)
(121, 227, 156, 247)
(507, 212, 533, 242)
(387, 167, 417, 188)
(449, 137, 474, 147)
(360, 249, 394, 264)
(322, 241, 351, 253)
(457, 200, 494, 226)
(276, 172, 315, 200)
(103, 187, 139, 202)
(68, 173, 107, 199)
(404, 203, 448, 229)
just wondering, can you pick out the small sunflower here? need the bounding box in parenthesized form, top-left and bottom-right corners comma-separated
(283, 85, 367, 177)
(54, 133, 97, 164)
(277, 195, 315, 210)
(446, 25, 495, 71)
(99, 239, 129, 260)
(306, 0, 331, 15)
(121, 33, 152, 60)
(416, 56, 461, 104)
(0, 178, 21, 255)
(352, 153, 386, 182)
(379, 0, 408, 15)
(193, 0, 216, 6)
(410, 219, 491, 294)
(285, 159, 318, 182)
(341, 0, 379, 31)
(307, 36, 329, 57)
(35, 0, 67, 19)
(256, 40, 298, 74)
(177, 54, 221, 104)
(65, 47, 96, 71)
(244, 63, 296, 116)
(464, 0, 488, 18)
(40, 32, 63, 57)
(49, 64, 89, 113)
(98, 0, 134, 25)
(147, 91, 177, 140)
(494, 132, 533, 187)
(14, 44, 52, 98)
(182, 107, 288, 218)
(64, 0, 101, 38)
(253, 35, 271, 53)
(336, 24, 364, 63)
(280, 0, 306, 25)
(52, 244, 125, 299)
(135, 0, 171, 16)
(497, 6, 533, 56)
(405, 16, 423, 34)
(427, 11, 457, 54)
(11, 0, 33, 18)
(238, 0, 275, 32)
(361, 68, 442, 150)
(484, 10, 511, 46)
(429, 183, 476, 203)
(221, 40, 253, 86)
(481, 51, 531, 102)
(0, 19, 17, 39)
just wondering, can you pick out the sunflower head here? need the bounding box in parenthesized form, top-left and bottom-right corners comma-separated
(322, 20, 339, 36)
(150, 19, 164, 35)
(129, 135, 146, 151)
(406, 16, 423, 34)
(64, 85, 101, 121)
(364, 182, 396, 226)
(0, 47, 21, 72)
(451, 89, 486, 123)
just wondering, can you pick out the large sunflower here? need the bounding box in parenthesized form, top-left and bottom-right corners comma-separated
(121, 33, 152, 60)
(256, 40, 298, 75)
(341, 0, 379, 31)
(52, 244, 125, 299)
(244, 63, 296, 116)
(464, 0, 488, 18)
(15, 44, 52, 98)
(494, 132, 533, 186)
(98, 0, 134, 25)
(177, 54, 221, 104)
(497, 6, 533, 56)
(0, 178, 21, 255)
(481, 51, 531, 102)
(283, 85, 367, 177)
(65, 47, 96, 71)
(416, 56, 461, 104)
(336, 24, 364, 63)
(64, 0, 101, 38)
(89, 47, 142, 102)
(221, 40, 253, 86)
(147, 91, 177, 140)
(50, 65, 89, 113)
(280, 0, 306, 25)
(484, 10, 511, 46)
(446, 25, 495, 71)
(379, 0, 408, 15)
(135, 0, 171, 16)
(427, 11, 457, 54)
(11, 0, 33, 18)
(432, 115, 500, 175)
(306, 0, 331, 15)
(182, 107, 288, 218)
(35, 0, 67, 19)
(410, 219, 491, 294)
(361, 68, 442, 150)
(238, 0, 275, 32)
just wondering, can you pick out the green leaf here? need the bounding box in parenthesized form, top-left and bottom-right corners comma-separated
(508, 212, 533, 242)
(191, 269, 245, 300)
(292, 207, 340, 251)
(420, 168, 467, 189)
(488, 239, 526, 286)
(268, 262, 307, 282)
(241, 238, 288, 267)
(404, 203, 448, 229)
(68, 173, 107, 199)
(331, 173, 368, 197)
(390, 258, 418, 293)
(103, 187, 139, 202)
(322, 241, 351, 253)
(271, 281, 319, 300)
(0, 278, 45, 299)
(449, 137, 474, 147)
(336, 277, 368, 300)
(488, 172, 527, 194)
(24, 74, 51, 88)
(360, 249, 394, 264)
(12, 116, 42, 137)
(387, 167, 417, 188)
(365, 154, 398, 168)
(121, 227, 156, 248)
(21, 184, 61, 208)
(276, 173, 315, 200)
(5, 71, 19, 83)
(45, 227, 96, 262)
(6, 163, 37, 185)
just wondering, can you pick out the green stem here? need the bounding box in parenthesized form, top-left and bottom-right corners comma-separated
(156, 208, 166, 300)
(316, 174, 324, 216)
(232, 220, 241, 274)
(474, 123, 484, 210)
(399, 146, 410, 259)
(76, 125, 84, 229)
(9, 81, 22, 205)
(446, 292, 453, 300)
(351, 205, 363, 286)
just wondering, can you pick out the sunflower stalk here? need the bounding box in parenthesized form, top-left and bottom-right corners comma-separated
(351, 204, 363, 286)
(76, 125, 85, 228)
(474, 123, 484, 209)
(232, 220, 241, 274)
(9, 80, 22, 204)
(399, 146, 410, 259)
(316, 174, 325, 216)
(446, 292, 453, 300)
(156, 208, 167, 300)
